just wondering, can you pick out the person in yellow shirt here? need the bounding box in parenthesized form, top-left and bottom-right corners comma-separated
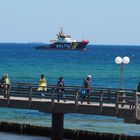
(37, 74, 47, 97)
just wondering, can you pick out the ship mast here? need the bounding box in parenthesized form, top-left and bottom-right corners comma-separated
(60, 27, 63, 34)
(58, 27, 65, 38)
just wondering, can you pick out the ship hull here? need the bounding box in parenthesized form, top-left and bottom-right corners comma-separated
(35, 42, 88, 50)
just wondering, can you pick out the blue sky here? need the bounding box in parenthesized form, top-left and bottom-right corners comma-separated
(0, 0, 140, 45)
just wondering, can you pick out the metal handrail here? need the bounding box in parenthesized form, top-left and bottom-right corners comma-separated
(0, 82, 138, 109)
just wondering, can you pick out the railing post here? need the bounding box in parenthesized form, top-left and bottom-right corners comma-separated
(7, 85, 11, 106)
(75, 89, 79, 111)
(100, 91, 103, 113)
(87, 89, 90, 104)
(29, 86, 32, 107)
(51, 88, 56, 110)
(115, 92, 119, 116)
(108, 90, 111, 103)
(135, 92, 139, 120)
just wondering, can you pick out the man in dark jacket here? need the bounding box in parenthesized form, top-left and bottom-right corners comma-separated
(81, 75, 92, 104)
(57, 77, 66, 102)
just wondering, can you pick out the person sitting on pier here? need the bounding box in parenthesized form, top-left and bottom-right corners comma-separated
(57, 77, 66, 102)
(37, 74, 47, 97)
(81, 75, 92, 104)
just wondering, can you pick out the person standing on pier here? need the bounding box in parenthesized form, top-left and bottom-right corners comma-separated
(137, 82, 140, 92)
(4, 74, 11, 98)
(57, 77, 66, 102)
(81, 75, 92, 104)
(0, 75, 6, 95)
(37, 74, 47, 97)
(0, 75, 5, 92)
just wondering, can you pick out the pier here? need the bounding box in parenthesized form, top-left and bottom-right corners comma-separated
(0, 83, 140, 140)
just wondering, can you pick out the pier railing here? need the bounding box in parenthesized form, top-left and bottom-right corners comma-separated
(0, 82, 139, 110)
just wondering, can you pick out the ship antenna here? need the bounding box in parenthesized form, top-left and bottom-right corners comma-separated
(60, 27, 62, 33)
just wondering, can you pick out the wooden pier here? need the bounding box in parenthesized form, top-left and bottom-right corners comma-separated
(0, 83, 140, 140)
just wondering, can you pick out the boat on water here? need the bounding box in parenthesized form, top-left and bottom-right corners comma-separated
(35, 28, 89, 50)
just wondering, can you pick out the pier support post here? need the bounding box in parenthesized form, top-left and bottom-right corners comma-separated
(135, 92, 139, 121)
(51, 113, 64, 140)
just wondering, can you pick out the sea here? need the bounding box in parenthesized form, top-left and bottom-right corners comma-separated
(0, 43, 140, 139)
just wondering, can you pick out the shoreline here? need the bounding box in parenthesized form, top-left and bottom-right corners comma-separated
(0, 121, 139, 140)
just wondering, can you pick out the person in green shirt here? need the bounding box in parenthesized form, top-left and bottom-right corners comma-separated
(4, 74, 10, 98)
(5, 74, 10, 85)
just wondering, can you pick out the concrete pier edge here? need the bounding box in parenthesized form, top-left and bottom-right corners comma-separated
(0, 121, 139, 140)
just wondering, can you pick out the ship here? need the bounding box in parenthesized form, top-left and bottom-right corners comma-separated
(35, 28, 89, 50)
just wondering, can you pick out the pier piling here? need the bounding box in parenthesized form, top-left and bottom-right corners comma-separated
(52, 112, 64, 140)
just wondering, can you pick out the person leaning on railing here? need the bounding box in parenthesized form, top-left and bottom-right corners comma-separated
(80, 75, 92, 104)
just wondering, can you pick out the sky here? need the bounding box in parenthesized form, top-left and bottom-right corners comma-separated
(0, 0, 140, 45)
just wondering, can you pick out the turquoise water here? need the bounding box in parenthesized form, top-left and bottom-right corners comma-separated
(0, 43, 140, 137)
(1, 108, 140, 136)
(0, 132, 48, 140)
(0, 43, 140, 88)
